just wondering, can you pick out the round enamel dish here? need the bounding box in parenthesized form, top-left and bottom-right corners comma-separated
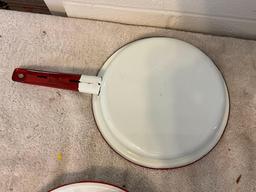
(12, 37, 229, 169)
(92, 37, 229, 168)
(49, 182, 127, 192)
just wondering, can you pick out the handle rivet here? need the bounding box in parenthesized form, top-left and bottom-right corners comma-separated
(18, 73, 24, 79)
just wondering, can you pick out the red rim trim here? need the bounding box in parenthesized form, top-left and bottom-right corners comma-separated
(48, 180, 128, 192)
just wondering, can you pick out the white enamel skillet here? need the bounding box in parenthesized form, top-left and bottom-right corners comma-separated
(12, 37, 229, 169)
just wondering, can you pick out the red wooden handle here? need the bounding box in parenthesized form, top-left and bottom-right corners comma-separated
(12, 68, 81, 91)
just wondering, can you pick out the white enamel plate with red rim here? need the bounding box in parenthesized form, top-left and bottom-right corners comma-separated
(49, 182, 127, 192)
(12, 37, 229, 168)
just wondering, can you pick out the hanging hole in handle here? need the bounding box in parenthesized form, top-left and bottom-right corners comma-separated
(18, 73, 24, 79)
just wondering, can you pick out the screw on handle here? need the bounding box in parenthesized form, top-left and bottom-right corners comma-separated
(12, 68, 81, 91)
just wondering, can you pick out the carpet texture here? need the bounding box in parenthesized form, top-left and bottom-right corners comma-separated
(0, 10, 255, 192)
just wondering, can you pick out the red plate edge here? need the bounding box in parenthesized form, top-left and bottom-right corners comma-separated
(48, 180, 129, 192)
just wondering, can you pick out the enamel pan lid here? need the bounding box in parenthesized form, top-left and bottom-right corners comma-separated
(12, 37, 229, 169)
(92, 37, 229, 168)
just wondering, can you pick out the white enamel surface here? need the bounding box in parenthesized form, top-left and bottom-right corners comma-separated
(78, 75, 101, 95)
(51, 182, 125, 192)
(93, 37, 229, 168)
